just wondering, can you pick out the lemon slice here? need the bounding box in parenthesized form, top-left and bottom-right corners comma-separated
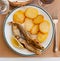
(11, 36, 24, 48)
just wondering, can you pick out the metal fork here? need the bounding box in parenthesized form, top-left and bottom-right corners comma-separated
(53, 19, 58, 52)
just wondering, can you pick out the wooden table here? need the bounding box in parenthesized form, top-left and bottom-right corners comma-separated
(0, 0, 60, 57)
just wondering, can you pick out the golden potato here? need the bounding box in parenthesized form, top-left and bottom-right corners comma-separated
(25, 7, 38, 19)
(30, 25, 39, 34)
(33, 15, 44, 24)
(24, 18, 34, 31)
(39, 21, 50, 33)
(13, 10, 25, 24)
(37, 32, 48, 43)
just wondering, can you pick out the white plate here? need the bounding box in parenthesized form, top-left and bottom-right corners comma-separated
(4, 5, 54, 56)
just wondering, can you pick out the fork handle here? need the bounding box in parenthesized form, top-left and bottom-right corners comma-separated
(53, 24, 58, 52)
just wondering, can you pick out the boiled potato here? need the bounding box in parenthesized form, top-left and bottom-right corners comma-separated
(24, 18, 34, 31)
(39, 21, 50, 33)
(30, 25, 39, 34)
(13, 10, 25, 24)
(37, 32, 48, 43)
(25, 7, 38, 19)
(33, 15, 44, 24)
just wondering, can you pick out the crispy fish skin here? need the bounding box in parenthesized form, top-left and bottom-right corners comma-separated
(14, 23, 44, 50)
(11, 22, 41, 55)
(11, 22, 24, 39)
(18, 38, 41, 55)
(12, 24, 21, 39)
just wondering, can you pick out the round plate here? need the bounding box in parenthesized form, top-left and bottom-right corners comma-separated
(4, 5, 54, 56)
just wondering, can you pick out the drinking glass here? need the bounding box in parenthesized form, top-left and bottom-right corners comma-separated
(0, 0, 9, 14)
(38, 0, 54, 6)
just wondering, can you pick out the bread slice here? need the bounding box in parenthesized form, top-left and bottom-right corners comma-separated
(8, 0, 32, 6)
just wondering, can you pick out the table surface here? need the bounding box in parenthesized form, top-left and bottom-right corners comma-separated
(0, 58, 60, 61)
(0, 0, 60, 57)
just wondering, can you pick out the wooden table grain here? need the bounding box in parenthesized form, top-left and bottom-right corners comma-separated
(0, 0, 60, 57)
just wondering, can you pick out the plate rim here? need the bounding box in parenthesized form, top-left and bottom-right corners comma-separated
(3, 4, 54, 56)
